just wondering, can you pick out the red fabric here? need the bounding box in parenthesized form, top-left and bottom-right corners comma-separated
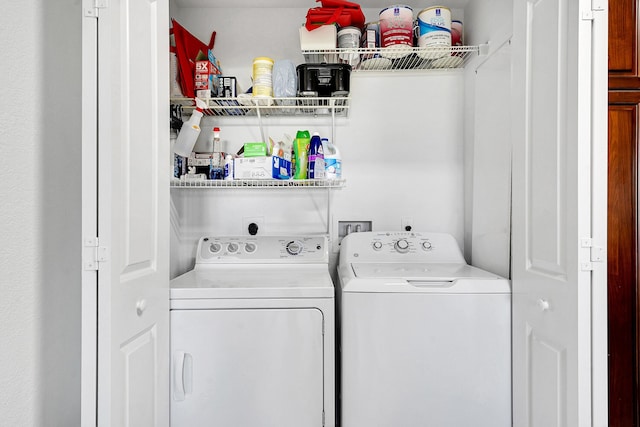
(170, 19, 216, 98)
(305, 0, 364, 31)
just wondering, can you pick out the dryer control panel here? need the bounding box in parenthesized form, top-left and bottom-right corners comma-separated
(339, 231, 466, 264)
(196, 235, 329, 264)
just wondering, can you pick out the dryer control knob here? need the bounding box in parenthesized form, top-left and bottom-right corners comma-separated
(245, 242, 257, 253)
(209, 243, 222, 253)
(286, 240, 303, 256)
(395, 239, 410, 253)
(421, 241, 433, 251)
(372, 241, 383, 251)
(227, 242, 239, 253)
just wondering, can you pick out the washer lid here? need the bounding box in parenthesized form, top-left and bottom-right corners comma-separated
(351, 262, 500, 280)
(170, 265, 334, 299)
(342, 262, 510, 293)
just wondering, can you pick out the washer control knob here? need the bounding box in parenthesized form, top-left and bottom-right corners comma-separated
(372, 241, 383, 251)
(227, 242, 239, 253)
(395, 239, 410, 253)
(286, 240, 303, 256)
(245, 242, 257, 253)
(421, 241, 432, 251)
(209, 243, 222, 254)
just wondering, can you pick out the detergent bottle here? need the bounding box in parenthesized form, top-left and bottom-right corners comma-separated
(322, 137, 341, 179)
(307, 132, 325, 179)
(293, 130, 310, 179)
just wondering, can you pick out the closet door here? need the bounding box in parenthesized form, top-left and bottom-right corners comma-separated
(95, 0, 170, 425)
(511, 0, 608, 424)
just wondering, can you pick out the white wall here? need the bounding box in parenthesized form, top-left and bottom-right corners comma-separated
(170, 6, 467, 277)
(463, 0, 513, 273)
(0, 0, 82, 425)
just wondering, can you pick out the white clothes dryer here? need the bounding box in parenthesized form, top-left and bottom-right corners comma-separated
(337, 231, 511, 427)
(170, 235, 335, 427)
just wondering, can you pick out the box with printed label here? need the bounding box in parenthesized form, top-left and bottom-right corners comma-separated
(234, 156, 291, 180)
(194, 50, 222, 98)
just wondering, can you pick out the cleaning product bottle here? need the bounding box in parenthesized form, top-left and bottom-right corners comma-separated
(174, 97, 207, 157)
(293, 130, 310, 180)
(307, 132, 325, 179)
(224, 154, 234, 180)
(209, 126, 224, 180)
(322, 137, 341, 179)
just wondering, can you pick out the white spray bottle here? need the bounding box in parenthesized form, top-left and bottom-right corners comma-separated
(174, 97, 207, 157)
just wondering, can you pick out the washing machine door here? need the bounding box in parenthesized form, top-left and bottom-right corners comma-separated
(171, 308, 324, 427)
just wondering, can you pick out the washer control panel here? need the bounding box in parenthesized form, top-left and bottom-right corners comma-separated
(341, 231, 465, 264)
(197, 235, 328, 264)
(369, 233, 434, 254)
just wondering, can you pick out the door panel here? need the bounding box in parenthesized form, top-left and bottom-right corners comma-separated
(171, 308, 325, 427)
(607, 102, 639, 426)
(608, 0, 638, 86)
(96, 0, 169, 425)
(511, 0, 604, 424)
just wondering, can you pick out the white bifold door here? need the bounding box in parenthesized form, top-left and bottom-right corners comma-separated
(510, 0, 608, 425)
(171, 308, 325, 427)
(83, 0, 170, 425)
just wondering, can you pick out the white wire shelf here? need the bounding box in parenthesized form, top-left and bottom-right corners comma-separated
(302, 45, 480, 71)
(170, 96, 350, 117)
(171, 178, 346, 188)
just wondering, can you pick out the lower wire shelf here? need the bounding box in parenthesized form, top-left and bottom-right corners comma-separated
(170, 178, 346, 188)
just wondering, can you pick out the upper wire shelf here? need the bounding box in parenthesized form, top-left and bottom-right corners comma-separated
(302, 45, 480, 71)
(170, 96, 349, 117)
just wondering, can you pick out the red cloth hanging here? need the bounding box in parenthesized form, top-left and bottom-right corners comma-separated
(170, 19, 216, 98)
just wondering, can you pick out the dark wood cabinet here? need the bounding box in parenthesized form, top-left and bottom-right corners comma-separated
(608, 2, 640, 426)
(610, 0, 640, 87)
(607, 99, 639, 426)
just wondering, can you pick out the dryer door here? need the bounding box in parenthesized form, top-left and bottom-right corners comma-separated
(171, 308, 324, 427)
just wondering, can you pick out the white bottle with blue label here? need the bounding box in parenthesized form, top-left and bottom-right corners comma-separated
(322, 137, 341, 179)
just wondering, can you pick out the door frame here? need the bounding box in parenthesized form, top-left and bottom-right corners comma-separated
(81, 0, 99, 424)
(592, 1, 609, 425)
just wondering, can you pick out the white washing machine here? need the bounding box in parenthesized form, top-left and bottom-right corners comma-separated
(170, 235, 335, 427)
(337, 231, 511, 427)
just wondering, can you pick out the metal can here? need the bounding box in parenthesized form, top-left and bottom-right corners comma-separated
(379, 5, 414, 59)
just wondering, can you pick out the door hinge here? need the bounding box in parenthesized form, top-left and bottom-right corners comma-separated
(84, 0, 108, 18)
(582, 0, 606, 20)
(580, 238, 604, 271)
(83, 237, 109, 271)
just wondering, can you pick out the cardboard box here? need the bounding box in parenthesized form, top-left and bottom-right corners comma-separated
(194, 50, 222, 98)
(243, 142, 268, 157)
(217, 76, 237, 98)
(234, 156, 291, 180)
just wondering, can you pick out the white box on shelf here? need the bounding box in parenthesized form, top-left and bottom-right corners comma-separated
(234, 157, 273, 180)
(300, 25, 338, 63)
